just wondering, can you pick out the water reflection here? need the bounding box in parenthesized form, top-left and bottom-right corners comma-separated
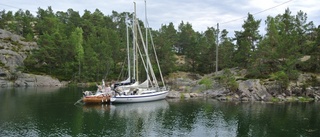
(156, 99, 239, 137)
(1, 88, 320, 137)
(158, 99, 320, 137)
(112, 100, 169, 117)
(113, 100, 169, 137)
(80, 100, 169, 117)
(82, 104, 116, 114)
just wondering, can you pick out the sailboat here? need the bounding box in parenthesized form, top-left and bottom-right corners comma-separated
(111, 1, 168, 103)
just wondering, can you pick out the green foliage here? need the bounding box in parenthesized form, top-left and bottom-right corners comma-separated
(0, 62, 5, 67)
(0, 7, 318, 83)
(155, 23, 178, 75)
(180, 93, 185, 99)
(233, 13, 262, 68)
(245, 67, 270, 79)
(217, 69, 239, 92)
(287, 69, 299, 81)
(177, 22, 199, 72)
(297, 97, 314, 102)
(271, 96, 313, 102)
(306, 75, 320, 87)
(198, 76, 212, 89)
(196, 27, 217, 73)
(71, 27, 84, 61)
(25, 33, 34, 41)
(70, 27, 84, 81)
(270, 71, 287, 81)
(219, 29, 235, 69)
(271, 97, 280, 102)
(228, 79, 239, 92)
(297, 48, 320, 73)
(270, 71, 289, 91)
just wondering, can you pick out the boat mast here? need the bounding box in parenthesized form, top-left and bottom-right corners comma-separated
(145, 0, 149, 88)
(143, 0, 166, 89)
(133, 2, 137, 82)
(126, 14, 131, 81)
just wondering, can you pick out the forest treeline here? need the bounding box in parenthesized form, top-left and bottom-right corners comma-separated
(0, 7, 319, 82)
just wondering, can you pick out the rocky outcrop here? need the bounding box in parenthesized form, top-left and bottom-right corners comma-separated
(167, 69, 320, 102)
(0, 29, 37, 69)
(237, 79, 273, 101)
(0, 73, 63, 87)
(16, 73, 63, 87)
(0, 29, 64, 87)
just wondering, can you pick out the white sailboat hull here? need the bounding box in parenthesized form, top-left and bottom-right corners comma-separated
(112, 90, 168, 103)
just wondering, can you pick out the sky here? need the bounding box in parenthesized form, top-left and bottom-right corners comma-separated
(0, 0, 319, 37)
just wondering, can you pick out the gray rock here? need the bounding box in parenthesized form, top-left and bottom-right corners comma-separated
(0, 29, 63, 87)
(167, 90, 181, 98)
(241, 97, 250, 101)
(189, 93, 199, 97)
(264, 80, 282, 95)
(238, 79, 273, 101)
(277, 95, 286, 101)
(14, 73, 62, 87)
(204, 88, 228, 98)
(190, 84, 206, 93)
(217, 96, 227, 101)
(183, 93, 191, 98)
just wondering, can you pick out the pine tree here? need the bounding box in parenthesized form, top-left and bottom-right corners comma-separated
(70, 27, 84, 81)
(219, 29, 235, 69)
(234, 13, 261, 68)
(154, 22, 178, 75)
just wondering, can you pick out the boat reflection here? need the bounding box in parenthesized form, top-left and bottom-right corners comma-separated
(112, 100, 169, 118)
(81, 100, 169, 118)
(81, 104, 116, 116)
(112, 100, 170, 136)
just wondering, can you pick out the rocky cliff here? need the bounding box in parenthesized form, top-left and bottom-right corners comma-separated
(0, 29, 64, 87)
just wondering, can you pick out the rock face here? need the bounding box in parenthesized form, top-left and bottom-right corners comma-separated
(0, 73, 63, 87)
(167, 69, 320, 102)
(0, 29, 63, 87)
(237, 79, 273, 101)
(0, 29, 37, 70)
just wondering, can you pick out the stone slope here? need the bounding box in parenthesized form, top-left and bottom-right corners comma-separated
(0, 29, 63, 87)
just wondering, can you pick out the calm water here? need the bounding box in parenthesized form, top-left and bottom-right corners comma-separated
(0, 87, 319, 137)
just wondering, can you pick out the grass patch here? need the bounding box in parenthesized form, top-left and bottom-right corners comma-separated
(180, 93, 185, 99)
(286, 97, 298, 102)
(298, 97, 314, 102)
(271, 97, 280, 102)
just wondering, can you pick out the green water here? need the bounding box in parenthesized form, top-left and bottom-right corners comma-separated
(0, 87, 319, 137)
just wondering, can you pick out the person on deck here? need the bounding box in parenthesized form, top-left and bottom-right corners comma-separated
(104, 84, 112, 95)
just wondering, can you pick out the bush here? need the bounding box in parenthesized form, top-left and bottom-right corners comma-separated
(218, 69, 239, 92)
(270, 71, 289, 91)
(180, 93, 185, 99)
(0, 62, 5, 67)
(228, 79, 239, 92)
(309, 75, 320, 87)
(245, 67, 269, 79)
(287, 69, 299, 80)
(271, 97, 280, 102)
(198, 77, 212, 89)
(298, 97, 314, 102)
